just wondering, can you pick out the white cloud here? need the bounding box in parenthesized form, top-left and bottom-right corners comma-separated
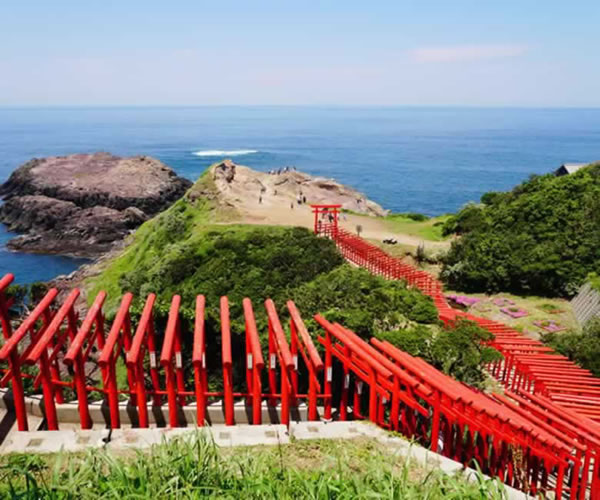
(409, 44, 529, 63)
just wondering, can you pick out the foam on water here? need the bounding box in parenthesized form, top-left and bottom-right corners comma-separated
(193, 149, 258, 157)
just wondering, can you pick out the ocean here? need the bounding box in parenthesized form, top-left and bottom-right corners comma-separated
(1, 106, 599, 283)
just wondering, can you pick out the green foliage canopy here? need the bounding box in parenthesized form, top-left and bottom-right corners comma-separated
(441, 164, 600, 296)
(290, 265, 439, 337)
(543, 318, 600, 377)
(378, 319, 502, 388)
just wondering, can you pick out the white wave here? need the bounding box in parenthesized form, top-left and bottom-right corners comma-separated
(192, 149, 258, 157)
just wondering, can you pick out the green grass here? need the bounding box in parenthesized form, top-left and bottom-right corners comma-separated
(383, 214, 452, 242)
(85, 167, 240, 314)
(341, 210, 451, 242)
(0, 434, 507, 499)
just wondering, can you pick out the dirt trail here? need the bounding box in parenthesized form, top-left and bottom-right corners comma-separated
(242, 204, 446, 250)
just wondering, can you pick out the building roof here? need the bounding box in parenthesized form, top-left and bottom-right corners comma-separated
(555, 163, 587, 176)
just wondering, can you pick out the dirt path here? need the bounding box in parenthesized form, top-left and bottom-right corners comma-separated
(241, 202, 448, 251)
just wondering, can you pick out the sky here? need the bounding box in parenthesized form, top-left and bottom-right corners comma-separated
(0, 1, 599, 107)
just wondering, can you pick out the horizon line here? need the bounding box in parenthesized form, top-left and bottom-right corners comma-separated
(1, 104, 600, 110)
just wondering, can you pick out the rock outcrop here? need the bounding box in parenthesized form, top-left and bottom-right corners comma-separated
(0, 153, 191, 257)
(210, 160, 387, 217)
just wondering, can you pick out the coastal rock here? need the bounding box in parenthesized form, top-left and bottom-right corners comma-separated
(210, 160, 388, 217)
(0, 153, 191, 257)
(214, 159, 236, 183)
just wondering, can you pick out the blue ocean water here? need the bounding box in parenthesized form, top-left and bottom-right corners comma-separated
(0, 106, 599, 283)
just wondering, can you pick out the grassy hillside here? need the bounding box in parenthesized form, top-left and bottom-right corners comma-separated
(441, 163, 600, 296)
(383, 213, 452, 242)
(87, 168, 437, 331)
(85, 168, 500, 389)
(0, 435, 507, 499)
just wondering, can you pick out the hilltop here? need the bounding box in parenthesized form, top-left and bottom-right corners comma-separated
(208, 159, 386, 217)
(188, 160, 450, 252)
(85, 164, 437, 327)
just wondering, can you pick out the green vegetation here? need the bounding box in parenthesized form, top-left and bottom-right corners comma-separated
(4, 281, 49, 317)
(441, 164, 600, 296)
(537, 302, 563, 313)
(110, 224, 344, 321)
(543, 318, 600, 376)
(290, 269, 497, 388)
(442, 291, 577, 335)
(378, 319, 502, 388)
(290, 266, 438, 337)
(0, 434, 507, 499)
(588, 272, 600, 293)
(396, 212, 430, 222)
(88, 168, 437, 335)
(87, 167, 236, 304)
(85, 166, 497, 392)
(384, 213, 452, 242)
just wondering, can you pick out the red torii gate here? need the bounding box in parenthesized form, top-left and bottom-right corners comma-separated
(310, 204, 341, 237)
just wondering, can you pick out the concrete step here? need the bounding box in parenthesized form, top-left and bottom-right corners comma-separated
(0, 423, 289, 454)
(0, 421, 531, 499)
(0, 407, 44, 450)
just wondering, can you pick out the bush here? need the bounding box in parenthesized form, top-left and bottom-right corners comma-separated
(114, 225, 345, 330)
(400, 212, 430, 222)
(543, 318, 600, 376)
(290, 266, 439, 338)
(4, 281, 49, 318)
(588, 272, 600, 293)
(377, 319, 502, 388)
(441, 203, 487, 237)
(441, 164, 600, 296)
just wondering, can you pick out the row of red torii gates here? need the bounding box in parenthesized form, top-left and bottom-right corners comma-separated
(0, 205, 597, 498)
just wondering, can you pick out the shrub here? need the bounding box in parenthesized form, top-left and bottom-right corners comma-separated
(441, 203, 487, 237)
(290, 266, 439, 338)
(378, 319, 501, 388)
(400, 212, 430, 222)
(4, 281, 48, 318)
(588, 272, 600, 293)
(543, 318, 600, 376)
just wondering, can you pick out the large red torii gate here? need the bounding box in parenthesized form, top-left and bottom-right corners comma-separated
(310, 204, 341, 236)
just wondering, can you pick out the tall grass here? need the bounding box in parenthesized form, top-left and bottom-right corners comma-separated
(0, 435, 507, 499)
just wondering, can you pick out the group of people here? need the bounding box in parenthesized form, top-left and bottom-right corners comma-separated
(268, 166, 297, 175)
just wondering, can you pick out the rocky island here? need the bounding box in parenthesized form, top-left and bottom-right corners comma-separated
(0, 152, 192, 257)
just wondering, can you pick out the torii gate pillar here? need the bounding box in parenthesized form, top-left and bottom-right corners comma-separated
(310, 204, 341, 237)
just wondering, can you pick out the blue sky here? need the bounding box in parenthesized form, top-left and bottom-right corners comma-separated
(0, 1, 598, 106)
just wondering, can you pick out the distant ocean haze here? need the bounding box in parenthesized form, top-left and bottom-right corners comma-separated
(0, 106, 599, 282)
